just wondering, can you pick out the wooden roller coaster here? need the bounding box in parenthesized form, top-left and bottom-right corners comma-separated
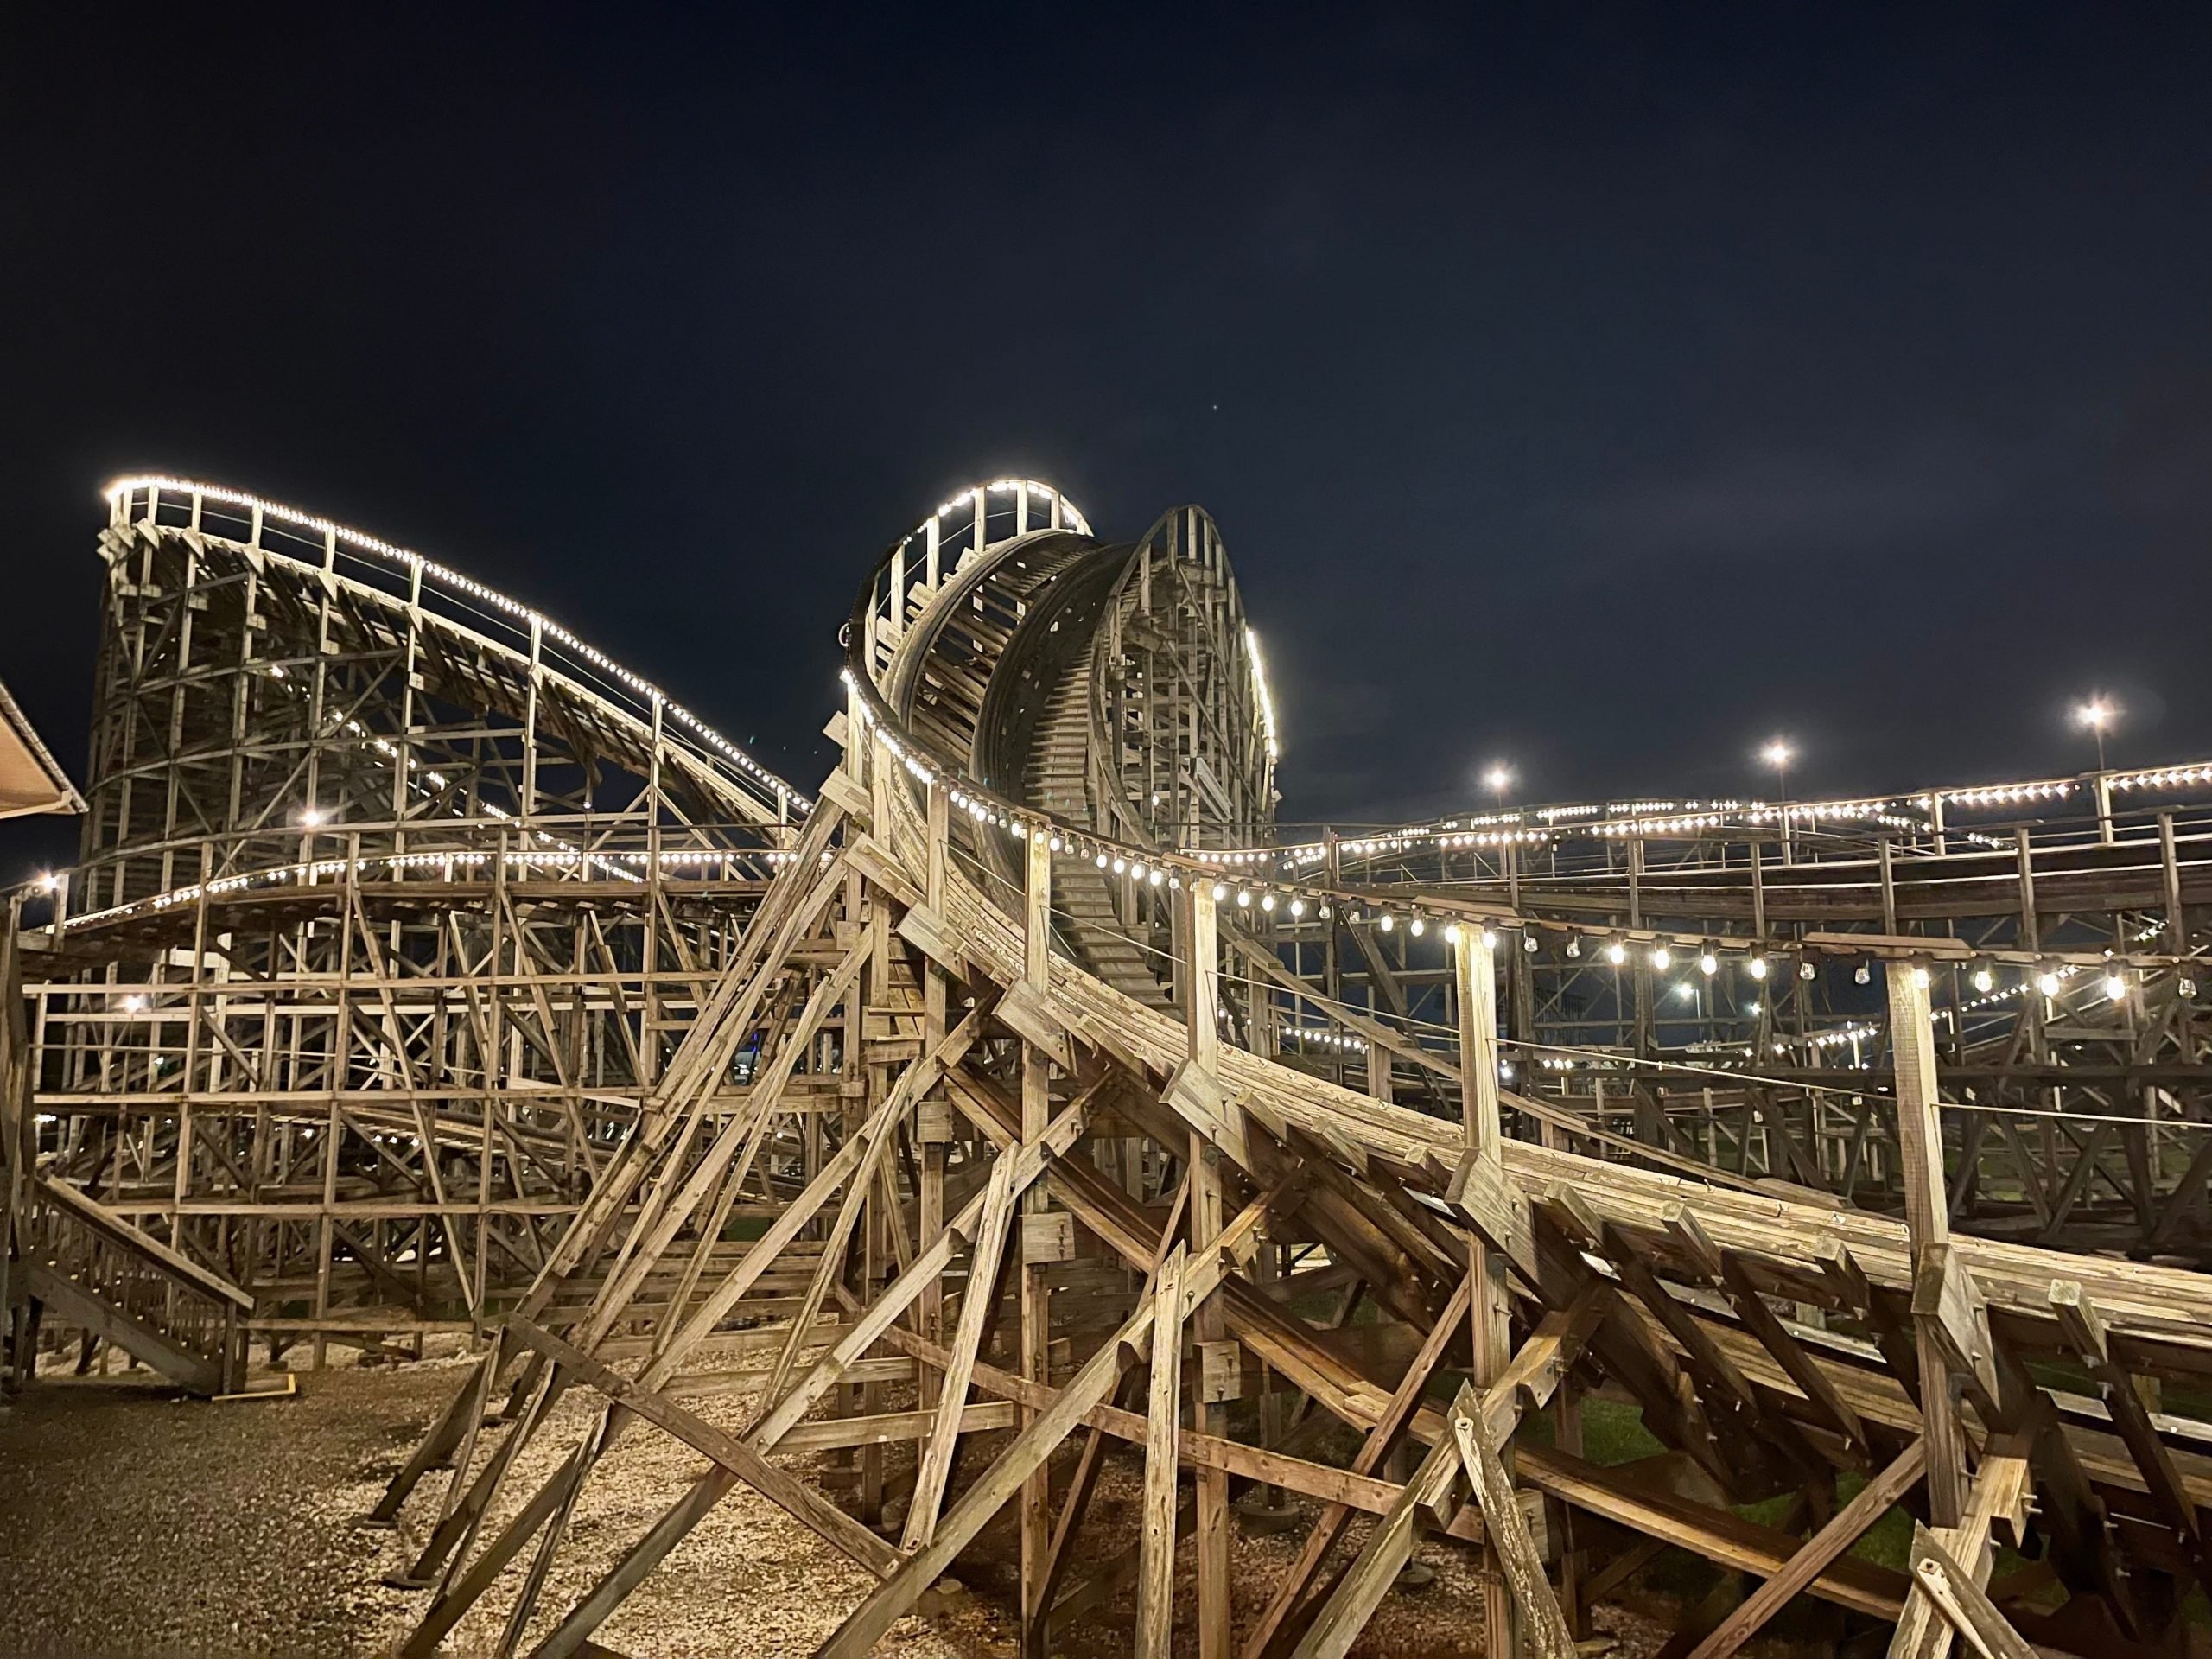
(9, 476, 2212, 1658)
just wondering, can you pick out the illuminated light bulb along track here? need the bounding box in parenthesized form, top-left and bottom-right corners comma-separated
(841, 674, 2192, 997)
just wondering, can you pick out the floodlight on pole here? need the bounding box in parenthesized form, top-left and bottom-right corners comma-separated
(1759, 738, 1793, 798)
(1483, 763, 1514, 807)
(2074, 697, 2116, 770)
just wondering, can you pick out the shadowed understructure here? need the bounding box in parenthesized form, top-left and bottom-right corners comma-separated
(10, 476, 2212, 1659)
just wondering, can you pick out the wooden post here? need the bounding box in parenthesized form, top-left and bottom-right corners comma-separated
(1185, 880, 1232, 1659)
(1020, 828, 1055, 1643)
(918, 784, 951, 1407)
(1890, 963, 1967, 1527)
(1136, 1245, 1190, 1659)
(1458, 929, 1519, 1659)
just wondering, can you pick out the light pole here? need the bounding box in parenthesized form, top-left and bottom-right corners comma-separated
(1760, 738, 1794, 863)
(1483, 763, 1514, 810)
(2074, 697, 2115, 771)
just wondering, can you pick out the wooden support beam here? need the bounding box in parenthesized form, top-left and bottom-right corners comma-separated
(1287, 1384, 1475, 1659)
(528, 1465, 740, 1659)
(1136, 1244, 1190, 1659)
(1281, 1281, 1610, 1659)
(1019, 824, 1057, 1643)
(1450, 1389, 1576, 1659)
(1885, 1433, 2032, 1659)
(1516, 1444, 1909, 1621)
(1183, 876, 1233, 1659)
(1713, 1243, 1869, 1459)
(1909, 1525, 2040, 1659)
(505, 1318, 898, 1576)
(1241, 1275, 1475, 1659)
(819, 1184, 1274, 1659)
(1890, 964, 1971, 1528)
(1457, 930, 1521, 1659)
(1685, 1436, 1928, 1659)
(2050, 1279, 2212, 1596)
(901, 1152, 1020, 1551)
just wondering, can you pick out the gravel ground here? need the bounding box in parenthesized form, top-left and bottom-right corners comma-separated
(0, 1351, 1679, 1659)
(0, 1362, 455, 1656)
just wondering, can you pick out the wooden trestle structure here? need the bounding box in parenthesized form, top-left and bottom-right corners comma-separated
(10, 476, 2212, 1658)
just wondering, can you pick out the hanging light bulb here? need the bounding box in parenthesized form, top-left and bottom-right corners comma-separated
(1800, 960, 1817, 981)
(1408, 916, 1424, 936)
(1853, 962, 1872, 986)
(1522, 932, 1539, 954)
(1211, 883, 1228, 901)
(1112, 857, 1126, 874)
(1288, 898, 1304, 917)
(1048, 835, 1064, 853)
(2103, 969, 2127, 1001)
(1747, 956, 1769, 980)
(1971, 965, 1994, 995)
(1260, 893, 1274, 911)
(1650, 944, 1672, 971)
(1605, 939, 1628, 965)
(1481, 927, 1499, 950)
(2037, 969, 2063, 998)
(1912, 966, 1931, 989)
(1236, 889, 1251, 907)
(1380, 913, 1395, 933)
(1566, 936, 1582, 958)
(1699, 950, 1718, 976)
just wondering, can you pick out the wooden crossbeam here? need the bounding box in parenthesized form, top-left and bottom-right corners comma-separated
(1287, 1386, 1472, 1659)
(1241, 1275, 1475, 1659)
(1685, 1436, 1928, 1659)
(817, 1182, 1278, 1659)
(1517, 1444, 1908, 1620)
(504, 1318, 899, 1576)
(1281, 1281, 1609, 1659)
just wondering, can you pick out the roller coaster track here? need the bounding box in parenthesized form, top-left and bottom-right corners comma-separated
(10, 476, 2212, 1658)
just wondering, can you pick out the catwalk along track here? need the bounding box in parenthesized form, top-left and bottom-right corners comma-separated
(7, 477, 2212, 1659)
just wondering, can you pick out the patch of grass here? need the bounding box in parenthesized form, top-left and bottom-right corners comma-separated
(1579, 1396, 1668, 1465)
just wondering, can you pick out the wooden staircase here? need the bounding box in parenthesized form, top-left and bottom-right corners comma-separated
(5, 1174, 252, 1395)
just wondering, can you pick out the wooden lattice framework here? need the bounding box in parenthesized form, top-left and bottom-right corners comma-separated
(9, 476, 2212, 1659)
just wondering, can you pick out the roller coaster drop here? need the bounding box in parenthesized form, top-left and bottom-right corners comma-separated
(8, 476, 2212, 1656)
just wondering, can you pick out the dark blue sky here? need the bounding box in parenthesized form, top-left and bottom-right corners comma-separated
(6, 4, 2209, 878)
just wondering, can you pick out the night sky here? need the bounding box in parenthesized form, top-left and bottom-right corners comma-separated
(7, 5, 2210, 882)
